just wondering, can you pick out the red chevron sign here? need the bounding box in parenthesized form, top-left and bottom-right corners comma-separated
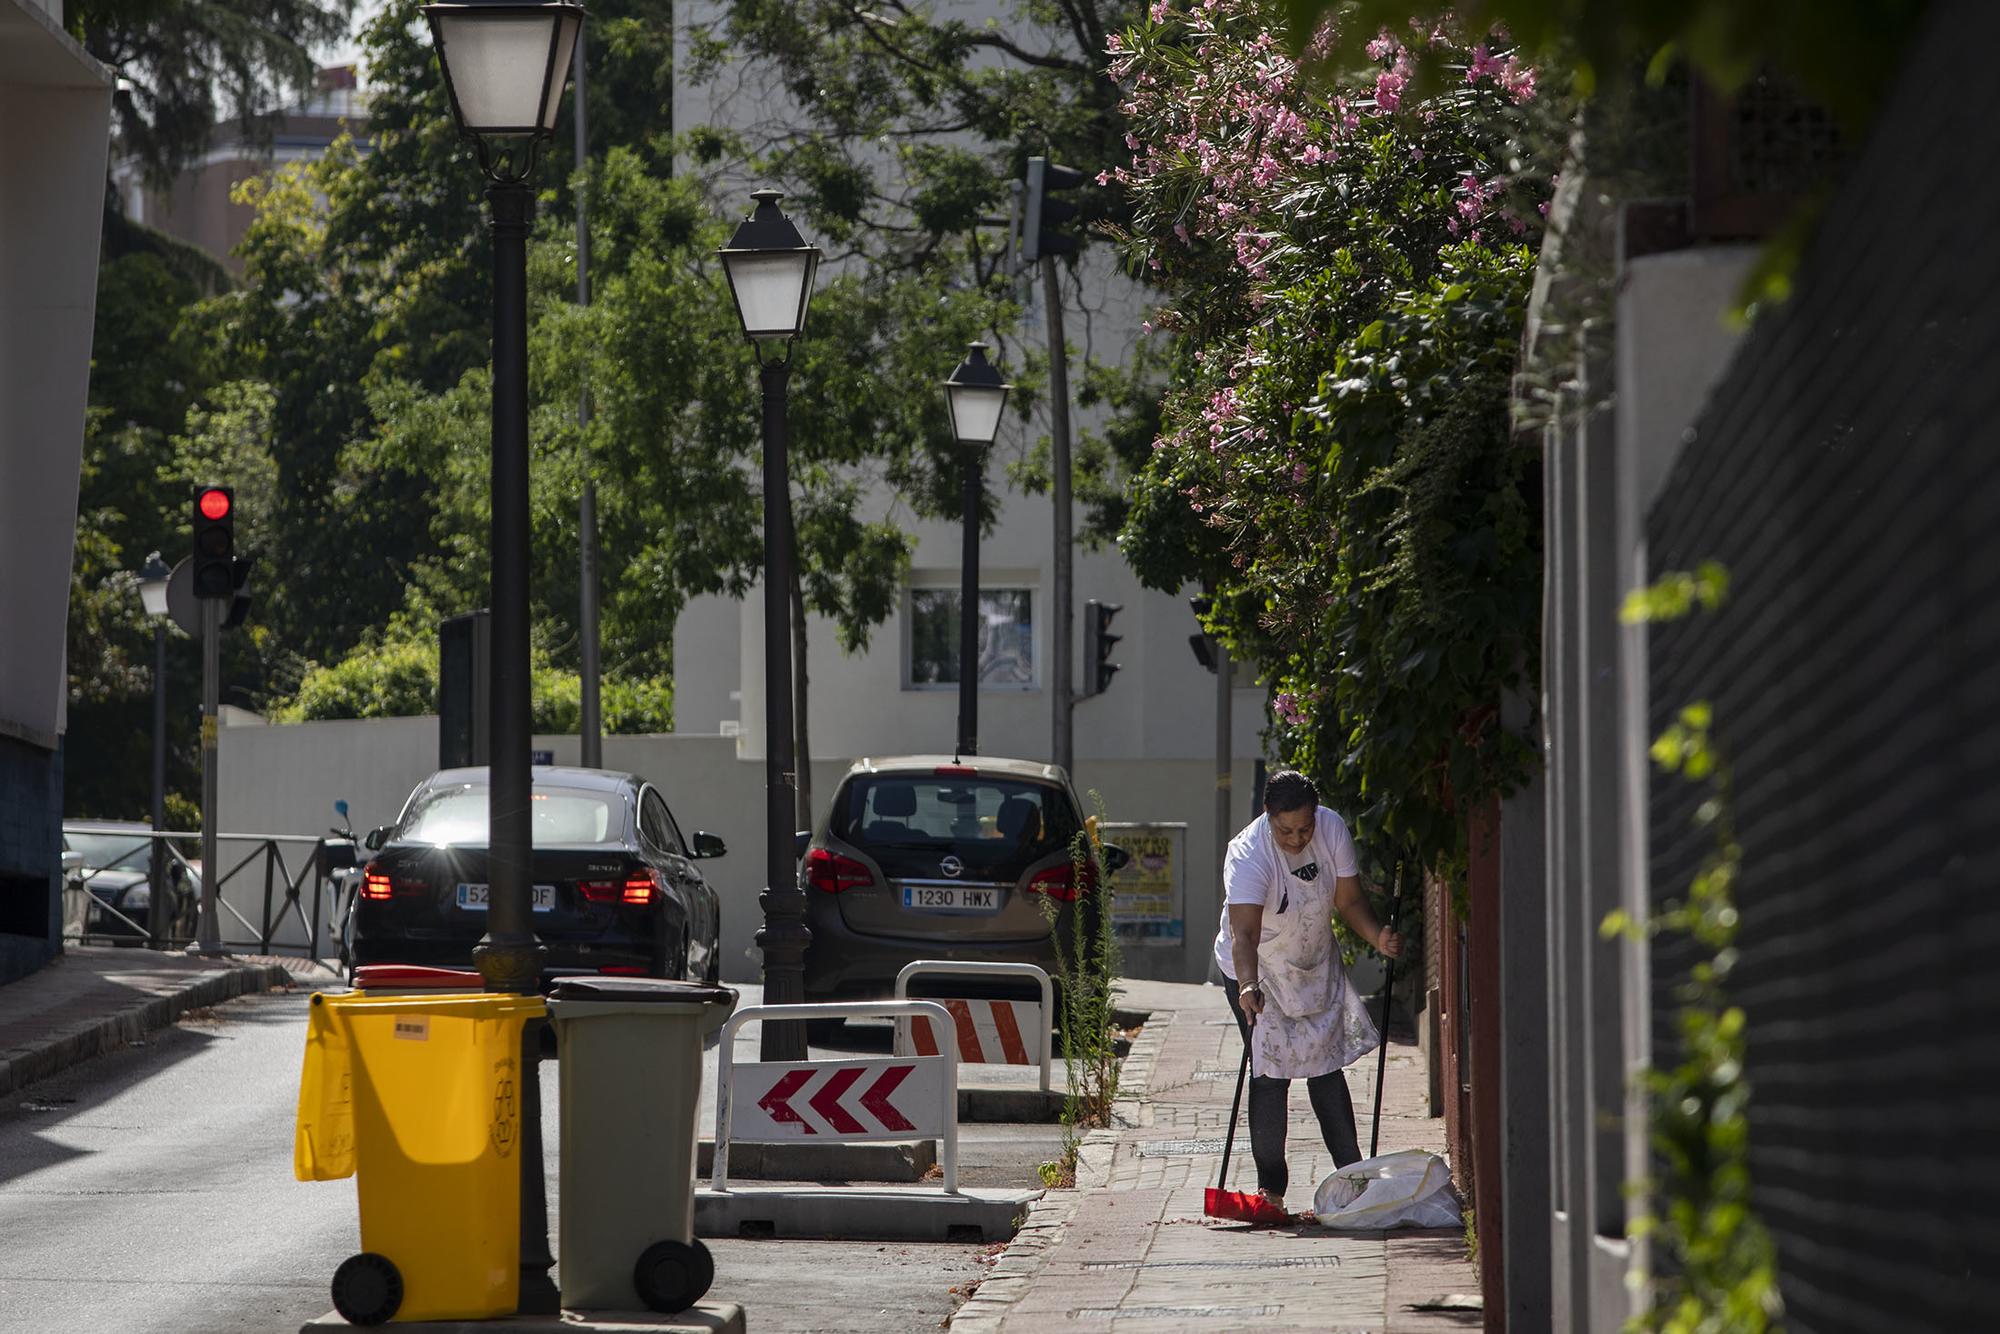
(731, 1058, 943, 1142)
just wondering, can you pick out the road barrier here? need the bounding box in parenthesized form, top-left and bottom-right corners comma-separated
(61, 825, 354, 959)
(893, 961, 1053, 1094)
(712, 1001, 959, 1193)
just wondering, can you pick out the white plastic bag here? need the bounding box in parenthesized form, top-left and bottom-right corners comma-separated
(1311, 1149, 1462, 1229)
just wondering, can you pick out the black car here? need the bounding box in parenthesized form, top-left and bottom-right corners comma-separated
(350, 767, 725, 983)
(62, 822, 196, 942)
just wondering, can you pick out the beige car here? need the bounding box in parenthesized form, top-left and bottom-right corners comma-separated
(798, 755, 1127, 1026)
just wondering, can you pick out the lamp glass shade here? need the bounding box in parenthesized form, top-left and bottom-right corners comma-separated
(429, 5, 581, 137)
(947, 384, 1009, 446)
(721, 249, 818, 340)
(138, 554, 171, 618)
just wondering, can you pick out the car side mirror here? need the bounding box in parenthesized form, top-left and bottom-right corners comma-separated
(61, 849, 83, 876)
(364, 826, 390, 851)
(692, 831, 727, 859)
(794, 829, 812, 860)
(1102, 843, 1132, 874)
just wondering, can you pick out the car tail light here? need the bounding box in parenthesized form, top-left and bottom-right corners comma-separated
(578, 879, 619, 903)
(804, 847, 873, 894)
(934, 764, 977, 777)
(1026, 862, 1097, 903)
(361, 868, 392, 900)
(600, 965, 647, 976)
(622, 873, 659, 906)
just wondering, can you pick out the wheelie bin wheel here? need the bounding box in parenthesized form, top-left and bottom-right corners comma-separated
(331, 1252, 403, 1326)
(634, 1238, 715, 1313)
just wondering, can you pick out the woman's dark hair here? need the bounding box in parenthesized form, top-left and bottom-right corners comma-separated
(1262, 769, 1318, 816)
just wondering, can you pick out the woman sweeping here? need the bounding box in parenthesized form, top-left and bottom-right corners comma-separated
(1214, 770, 1402, 1212)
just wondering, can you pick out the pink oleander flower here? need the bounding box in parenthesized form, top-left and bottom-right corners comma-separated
(1499, 55, 1536, 102)
(1365, 32, 1396, 61)
(1301, 143, 1326, 166)
(1149, 0, 1170, 20)
(1252, 155, 1282, 187)
(1465, 44, 1503, 82)
(1373, 68, 1405, 113)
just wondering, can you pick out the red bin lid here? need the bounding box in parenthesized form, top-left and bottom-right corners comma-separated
(353, 964, 485, 990)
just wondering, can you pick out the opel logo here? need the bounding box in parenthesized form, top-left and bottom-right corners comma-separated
(939, 855, 964, 879)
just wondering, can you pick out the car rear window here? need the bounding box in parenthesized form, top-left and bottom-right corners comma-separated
(396, 782, 622, 846)
(831, 775, 1079, 878)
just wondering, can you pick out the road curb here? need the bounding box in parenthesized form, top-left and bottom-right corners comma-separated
(302, 1301, 744, 1332)
(0, 958, 292, 1098)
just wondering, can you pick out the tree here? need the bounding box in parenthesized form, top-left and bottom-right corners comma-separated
(71, 0, 354, 188)
(1111, 1, 1556, 883)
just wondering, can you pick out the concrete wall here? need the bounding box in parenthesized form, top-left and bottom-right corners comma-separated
(217, 713, 1272, 984)
(1518, 187, 1757, 1331)
(0, 0, 110, 984)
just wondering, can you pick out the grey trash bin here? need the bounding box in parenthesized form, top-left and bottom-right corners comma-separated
(548, 976, 736, 1313)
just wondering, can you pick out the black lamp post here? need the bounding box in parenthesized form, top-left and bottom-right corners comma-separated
(424, 2, 582, 1313)
(137, 552, 171, 947)
(718, 189, 820, 1062)
(942, 343, 1010, 757)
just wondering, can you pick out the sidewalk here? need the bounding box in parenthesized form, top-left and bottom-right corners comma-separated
(950, 978, 1479, 1333)
(0, 945, 333, 1097)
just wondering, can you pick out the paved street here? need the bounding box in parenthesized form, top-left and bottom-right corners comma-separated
(0, 978, 1061, 1334)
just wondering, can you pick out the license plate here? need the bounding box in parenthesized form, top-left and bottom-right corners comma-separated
(902, 884, 1000, 912)
(456, 883, 555, 912)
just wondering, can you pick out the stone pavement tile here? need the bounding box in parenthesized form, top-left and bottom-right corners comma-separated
(950, 982, 1480, 1333)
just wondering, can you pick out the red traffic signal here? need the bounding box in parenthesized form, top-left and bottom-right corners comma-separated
(192, 485, 236, 599)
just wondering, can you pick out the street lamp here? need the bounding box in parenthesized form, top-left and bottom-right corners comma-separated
(138, 553, 171, 948)
(424, 2, 582, 1314)
(942, 343, 1010, 757)
(719, 188, 819, 1062)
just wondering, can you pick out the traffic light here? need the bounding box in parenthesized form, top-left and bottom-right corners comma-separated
(1023, 156, 1088, 262)
(224, 555, 253, 628)
(1188, 595, 1216, 673)
(1084, 600, 1122, 696)
(191, 486, 234, 599)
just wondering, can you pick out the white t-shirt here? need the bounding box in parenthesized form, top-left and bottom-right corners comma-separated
(1212, 806, 1360, 980)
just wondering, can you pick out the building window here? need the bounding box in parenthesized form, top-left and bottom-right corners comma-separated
(908, 588, 1035, 689)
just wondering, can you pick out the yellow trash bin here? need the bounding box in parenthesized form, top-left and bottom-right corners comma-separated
(295, 989, 545, 1325)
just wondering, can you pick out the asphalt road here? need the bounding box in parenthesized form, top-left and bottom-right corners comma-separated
(0, 982, 1062, 1334)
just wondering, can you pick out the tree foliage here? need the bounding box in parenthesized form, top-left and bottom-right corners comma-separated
(1111, 2, 1555, 881)
(71, 0, 354, 187)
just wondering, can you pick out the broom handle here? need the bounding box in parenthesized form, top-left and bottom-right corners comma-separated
(1219, 1022, 1250, 1192)
(1369, 863, 1405, 1159)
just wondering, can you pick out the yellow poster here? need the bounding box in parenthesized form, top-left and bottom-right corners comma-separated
(1101, 822, 1186, 946)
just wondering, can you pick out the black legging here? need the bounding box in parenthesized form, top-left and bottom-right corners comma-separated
(1220, 978, 1361, 1198)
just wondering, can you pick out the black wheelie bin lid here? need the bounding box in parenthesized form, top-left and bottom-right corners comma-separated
(548, 976, 737, 1006)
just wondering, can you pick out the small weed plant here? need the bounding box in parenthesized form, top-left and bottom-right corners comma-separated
(1034, 793, 1123, 1184)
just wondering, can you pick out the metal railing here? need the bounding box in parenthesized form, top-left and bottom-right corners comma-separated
(61, 825, 357, 962)
(894, 960, 1054, 1093)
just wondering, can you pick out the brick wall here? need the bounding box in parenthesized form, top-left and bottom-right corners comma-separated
(1645, 4, 2000, 1327)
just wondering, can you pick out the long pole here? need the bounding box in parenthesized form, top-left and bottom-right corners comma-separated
(475, 178, 543, 994)
(758, 358, 809, 1061)
(957, 448, 981, 756)
(574, 30, 602, 769)
(192, 598, 222, 955)
(1214, 636, 1231, 920)
(477, 176, 557, 1315)
(1042, 255, 1073, 773)
(150, 621, 169, 949)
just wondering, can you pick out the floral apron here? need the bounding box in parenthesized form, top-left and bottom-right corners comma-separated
(1248, 827, 1379, 1080)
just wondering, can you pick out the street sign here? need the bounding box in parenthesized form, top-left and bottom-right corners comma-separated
(728, 1058, 945, 1142)
(165, 557, 200, 637)
(896, 998, 1042, 1067)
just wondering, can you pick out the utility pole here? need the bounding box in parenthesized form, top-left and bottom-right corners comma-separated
(573, 30, 602, 769)
(1042, 254, 1073, 773)
(194, 595, 222, 955)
